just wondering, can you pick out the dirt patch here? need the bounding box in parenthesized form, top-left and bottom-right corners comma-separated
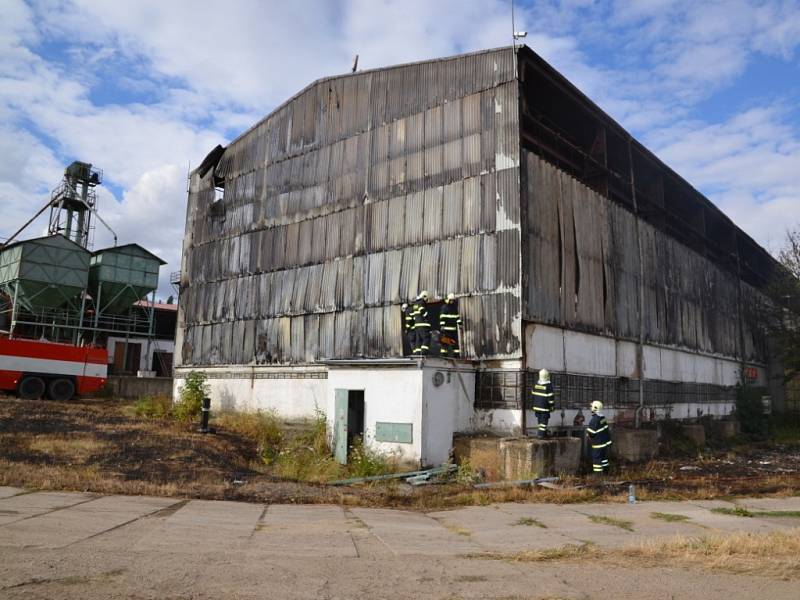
(1, 395, 799, 508)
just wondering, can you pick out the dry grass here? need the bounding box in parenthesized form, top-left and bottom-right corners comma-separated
(477, 528, 800, 581)
(617, 528, 800, 580)
(2, 395, 799, 509)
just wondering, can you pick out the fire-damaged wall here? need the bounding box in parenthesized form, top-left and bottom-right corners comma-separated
(522, 152, 767, 361)
(176, 48, 523, 368)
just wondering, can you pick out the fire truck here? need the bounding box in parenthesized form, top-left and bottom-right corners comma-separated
(0, 336, 107, 401)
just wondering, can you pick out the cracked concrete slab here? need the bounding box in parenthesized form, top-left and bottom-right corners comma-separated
(0, 495, 177, 548)
(250, 504, 358, 558)
(133, 499, 264, 554)
(0, 491, 96, 527)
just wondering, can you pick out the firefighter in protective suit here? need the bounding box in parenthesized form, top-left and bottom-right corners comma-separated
(439, 293, 462, 357)
(410, 291, 431, 355)
(531, 368, 555, 438)
(587, 400, 612, 474)
(401, 303, 413, 355)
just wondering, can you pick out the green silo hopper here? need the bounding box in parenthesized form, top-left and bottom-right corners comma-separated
(89, 244, 166, 313)
(0, 234, 90, 311)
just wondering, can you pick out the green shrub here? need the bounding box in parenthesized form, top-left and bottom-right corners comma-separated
(130, 395, 173, 418)
(173, 371, 208, 422)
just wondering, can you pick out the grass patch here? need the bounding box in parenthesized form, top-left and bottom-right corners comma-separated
(651, 512, 691, 523)
(128, 395, 173, 419)
(478, 529, 800, 580)
(711, 506, 755, 518)
(712, 506, 800, 519)
(588, 515, 634, 531)
(27, 436, 108, 461)
(213, 410, 283, 465)
(477, 542, 597, 562)
(513, 517, 547, 528)
(619, 528, 800, 580)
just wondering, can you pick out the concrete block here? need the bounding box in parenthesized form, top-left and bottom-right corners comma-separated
(612, 428, 659, 462)
(681, 424, 706, 447)
(499, 437, 581, 479)
(452, 436, 503, 481)
(707, 419, 740, 439)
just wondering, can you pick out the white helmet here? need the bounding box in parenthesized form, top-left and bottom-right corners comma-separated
(401, 303, 408, 310)
(591, 400, 603, 413)
(446, 293, 455, 302)
(538, 368, 549, 382)
(418, 290, 429, 301)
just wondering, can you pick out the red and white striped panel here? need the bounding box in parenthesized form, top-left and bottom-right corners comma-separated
(0, 338, 108, 395)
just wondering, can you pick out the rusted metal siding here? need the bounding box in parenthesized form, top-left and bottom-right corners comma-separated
(522, 152, 767, 361)
(178, 47, 522, 366)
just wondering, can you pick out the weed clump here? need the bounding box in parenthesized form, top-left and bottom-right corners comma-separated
(273, 410, 342, 482)
(213, 410, 284, 464)
(130, 395, 173, 419)
(174, 371, 208, 422)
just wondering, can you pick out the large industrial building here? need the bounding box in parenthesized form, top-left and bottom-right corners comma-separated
(175, 46, 783, 465)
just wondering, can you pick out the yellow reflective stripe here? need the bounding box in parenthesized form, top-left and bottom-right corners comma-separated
(591, 441, 612, 448)
(414, 323, 431, 328)
(594, 425, 608, 433)
(532, 392, 553, 397)
(586, 428, 597, 434)
(533, 407, 550, 412)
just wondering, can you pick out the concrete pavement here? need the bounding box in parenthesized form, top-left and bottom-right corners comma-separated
(1, 487, 799, 599)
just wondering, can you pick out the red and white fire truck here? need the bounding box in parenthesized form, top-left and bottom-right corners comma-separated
(0, 336, 107, 401)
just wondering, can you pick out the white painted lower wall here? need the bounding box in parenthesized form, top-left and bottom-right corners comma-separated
(526, 323, 766, 386)
(174, 359, 476, 466)
(173, 366, 327, 420)
(326, 359, 475, 466)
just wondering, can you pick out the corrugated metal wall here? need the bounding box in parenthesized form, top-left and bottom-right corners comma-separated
(522, 151, 767, 362)
(178, 48, 522, 366)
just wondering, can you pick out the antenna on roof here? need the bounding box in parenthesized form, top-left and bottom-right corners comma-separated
(351, 54, 359, 73)
(511, 0, 527, 49)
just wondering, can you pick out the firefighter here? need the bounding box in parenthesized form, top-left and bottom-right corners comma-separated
(410, 291, 431, 355)
(401, 302, 413, 355)
(531, 368, 555, 438)
(587, 400, 612, 474)
(439, 293, 462, 357)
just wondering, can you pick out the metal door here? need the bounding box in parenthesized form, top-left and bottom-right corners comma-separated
(334, 389, 349, 464)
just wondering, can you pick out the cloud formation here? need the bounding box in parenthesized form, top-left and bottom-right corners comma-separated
(1, 0, 798, 296)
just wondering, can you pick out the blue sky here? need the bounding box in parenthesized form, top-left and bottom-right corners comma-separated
(2, 0, 799, 297)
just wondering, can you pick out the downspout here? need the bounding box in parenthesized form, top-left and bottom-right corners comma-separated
(628, 139, 645, 428)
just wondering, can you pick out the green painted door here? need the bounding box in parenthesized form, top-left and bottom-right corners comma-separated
(334, 389, 349, 465)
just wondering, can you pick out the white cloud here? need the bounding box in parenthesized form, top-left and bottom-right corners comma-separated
(1, 0, 799, 301)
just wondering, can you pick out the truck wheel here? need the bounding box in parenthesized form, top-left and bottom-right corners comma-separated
(47, 378, 76, 402)
(19, 376, 46, 400)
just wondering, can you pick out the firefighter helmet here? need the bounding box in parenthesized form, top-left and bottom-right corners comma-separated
(591, 400, 603, 413)
(418, 290, 429, 301)
(446, 293, 455, 302)
(401, 303, 408, 310)
(538, 368, 550, 382)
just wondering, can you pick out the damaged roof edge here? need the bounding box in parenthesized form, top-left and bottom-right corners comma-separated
(222, 45, 517, 151)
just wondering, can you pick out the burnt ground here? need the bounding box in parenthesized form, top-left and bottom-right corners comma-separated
(0, 394, 798, 508)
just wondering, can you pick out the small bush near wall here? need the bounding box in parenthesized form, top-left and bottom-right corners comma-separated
(174, 371, 208, 422)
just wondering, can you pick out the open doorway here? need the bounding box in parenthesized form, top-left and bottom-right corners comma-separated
(333, 389, 365, 464)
